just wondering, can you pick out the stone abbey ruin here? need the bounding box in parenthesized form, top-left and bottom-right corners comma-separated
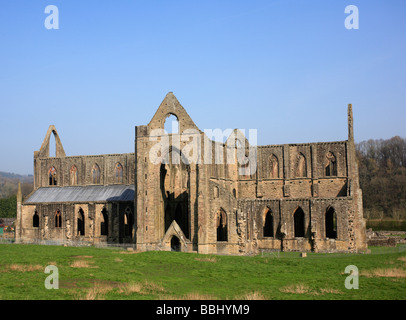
(15, 93, 367, 254)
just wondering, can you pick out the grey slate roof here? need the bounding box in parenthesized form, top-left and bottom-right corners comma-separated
(24, 185, 135, 203)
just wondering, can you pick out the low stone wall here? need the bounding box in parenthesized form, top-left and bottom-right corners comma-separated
(366, 228, 406, 247)
(367, 237, 397, 247)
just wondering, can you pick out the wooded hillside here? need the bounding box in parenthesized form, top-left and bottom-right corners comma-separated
(0, 172, 33, 218)
(356, 136, 406, 219)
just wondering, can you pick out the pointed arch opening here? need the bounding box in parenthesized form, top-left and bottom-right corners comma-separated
(325, 207, 337, 239)
(295, 153, 307, 178)
(216, 208, 228, 242)
(101, 207, 108, 236)
(55, 210, 62, 228)
(92, 164, 101, 184)
(49, 166, 57, 186)
(164, 113, 179, 134)
(115, 162, 123, 183)
(269, 154, 279, 178)
(70, 165, 78, 185)
(171, 236, 181, 252)
(38, 125, 66, 158)
(33, 211, 39, 228)
(77, 208, 85, 236)
(124, 207, 134, 238)
(325, 152, 337, 177)
(161, 148, 190, 239)
(213, 186, 219, 199)
(263, 208, 274, 237)
(294, 207, 305, 238)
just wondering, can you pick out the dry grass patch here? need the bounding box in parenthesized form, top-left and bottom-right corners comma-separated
(143, 280, 166, 293)
(194, 256, 217, 263)
(397, 256, 406, 262)
(319, 288, 343, 294)
(75, 283, 115, 300)
(280, 283, 312, 294)
(117, 282, 144, 295)
(161, 292, 218, 300)
(361, 267, 406, 278)
(7, 264, 43, 272)
(236, 291, 267, 300)
(118, 250, 140, 255)
(70, 260, 98, 268)
(117, 280, 166, 296)
(279, 284, 342, 296)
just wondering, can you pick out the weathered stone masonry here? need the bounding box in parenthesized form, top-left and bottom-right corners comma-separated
(16, 93, 367, 254)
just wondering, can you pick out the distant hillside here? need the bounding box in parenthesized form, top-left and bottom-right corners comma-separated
(0, 172, 34, 199)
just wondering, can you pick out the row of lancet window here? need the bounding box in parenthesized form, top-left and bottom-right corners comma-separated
(33, 207, 337, 240)
(214, 206, 337, 242)
(266, 151, 337, 178)
(48, 163, 124, 186)
(263, 207, 337, 239)
(239, 152, 338, 179)
(32, 208, 134, 238)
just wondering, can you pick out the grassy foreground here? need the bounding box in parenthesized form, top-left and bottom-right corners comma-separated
(0, 244, 405, 300)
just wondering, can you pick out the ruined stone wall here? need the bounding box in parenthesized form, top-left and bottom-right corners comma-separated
(19, 94, 366, 255)
(236, 197, 354, 253)
(197, 180, 239, 254)
(34, 153, 135, 189)
(18, 201, 134, 244)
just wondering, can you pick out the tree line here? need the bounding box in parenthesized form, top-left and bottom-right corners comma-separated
(356, 136, 406, 220)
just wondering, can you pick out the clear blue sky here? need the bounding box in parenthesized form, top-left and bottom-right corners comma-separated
(0, 0, 405, 175)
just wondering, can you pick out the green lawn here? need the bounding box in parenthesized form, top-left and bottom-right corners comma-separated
(0, 244, 405, 300)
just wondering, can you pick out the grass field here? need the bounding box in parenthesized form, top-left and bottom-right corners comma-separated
(0, 244, 405, 300)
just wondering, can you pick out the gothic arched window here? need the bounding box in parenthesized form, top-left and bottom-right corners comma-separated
(325, 207, 337, 239)
(263, 208, 274, 237)
(55, 210, 62, 228)
(325, 152, 337, 177)
(49, 166, 57, 186)
(70, 165, 78, 185)
(92, 164, 101, 184)
(270, 154, 279, 178)
(216, 208, 228, 241)
(115, 163, 123, 183)
(294, 207, 305, 237)
(33, 211, 39, 228)
(295, 153, 307, 178)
